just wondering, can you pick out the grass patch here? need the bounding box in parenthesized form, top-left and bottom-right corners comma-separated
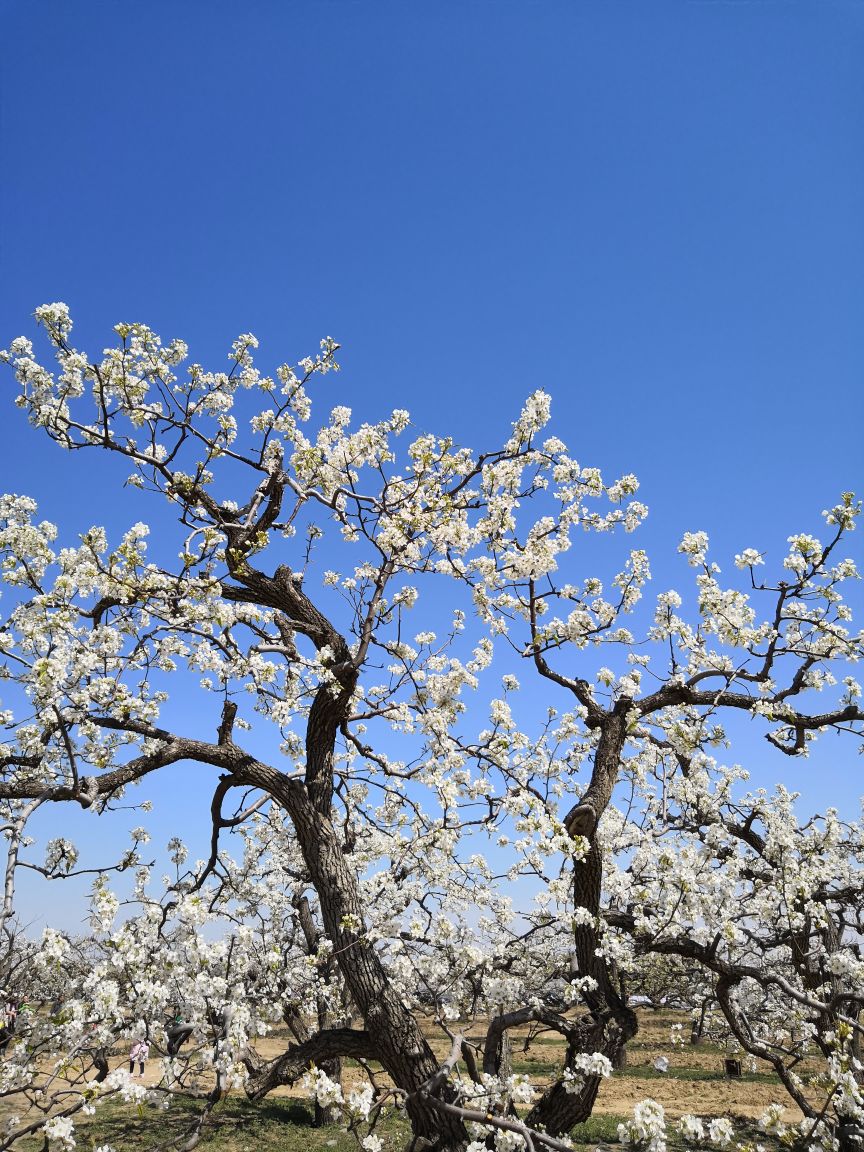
(44, 1095, 411, 1152)
(626, 1039, 725, 1054)
(570, 1113, 624, 1149)
(13, 1095, 793, 1152)
(614, 1064, 780, 1084)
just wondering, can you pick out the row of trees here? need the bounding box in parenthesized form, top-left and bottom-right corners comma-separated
(0, 306, 861, 1151)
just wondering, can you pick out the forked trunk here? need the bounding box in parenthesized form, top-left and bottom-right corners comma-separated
(277, 778, 468, 1149)
(526, 830, 638, 1135)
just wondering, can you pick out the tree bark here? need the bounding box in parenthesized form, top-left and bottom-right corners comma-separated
(527, 714, 638, 1135)
(288, 795, 467, 1148)
(230, 746, 467, 1149)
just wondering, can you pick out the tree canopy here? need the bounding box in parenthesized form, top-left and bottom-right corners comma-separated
(0, 306, 861, 1152)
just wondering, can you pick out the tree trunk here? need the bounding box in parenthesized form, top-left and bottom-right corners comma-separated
(485, 1005, 513, 1081)
(690, 998, 710, 1045)
(294, 804, 466, 1148)
(314, 1056, 343, 1127)
(237, 758, 467, 1150)
(292, 893, 347, 1127)
(526, 806, 638, 1136)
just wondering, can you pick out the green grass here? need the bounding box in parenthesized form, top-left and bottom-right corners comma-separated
(616, 1064, 779, 1084)
(570, 1113, 624, 1149)
(12, 1094, 794, 1152)
(55, 1095, 412, 1152)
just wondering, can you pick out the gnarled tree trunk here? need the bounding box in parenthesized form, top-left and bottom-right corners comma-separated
(526, 713, 638, 1135)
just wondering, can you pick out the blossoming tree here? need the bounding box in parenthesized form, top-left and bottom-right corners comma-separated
(0, 306, 861, 1152)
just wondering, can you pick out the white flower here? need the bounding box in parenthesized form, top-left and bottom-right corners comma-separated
(707, 1117, 734, 1146)
(34, 302, 72, 335)
(305, 1067, 343, 1110)
(758, 1103, 786, 1136)
(678, 530, 709, 567)
(618, 1099, 666, 1152)
(494, 1130, 525, 1152)
(346, 1084, 375, 1119)
(43, 1116, 76, 1150)
(734, 547, 763, 569)
(676, 1114, 704, 1142)
(562, 1052, 613, 1094)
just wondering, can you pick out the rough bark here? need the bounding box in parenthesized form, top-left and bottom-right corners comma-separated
(284, 788, 467, 1147)
(245, 1028, 376, 1100)
(221, 733, 466, 1146)
(527, 712, 638, 1135)
(293, 893, 344, 1125)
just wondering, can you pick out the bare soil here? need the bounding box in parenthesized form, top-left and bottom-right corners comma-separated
(0, 1009, 806, 1147)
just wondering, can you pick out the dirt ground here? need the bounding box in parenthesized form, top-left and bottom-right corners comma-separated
(0, 1009, 805, 1140)
(591, 1012, 803, 1123)
(247, 1009, 804, 1125)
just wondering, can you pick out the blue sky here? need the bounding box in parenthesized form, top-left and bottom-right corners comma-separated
(1, 1, 863, 930)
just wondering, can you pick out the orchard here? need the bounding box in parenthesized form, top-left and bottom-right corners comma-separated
(0, 306, 861, 1152)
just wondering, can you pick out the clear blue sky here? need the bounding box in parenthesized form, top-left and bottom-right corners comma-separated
(1, 1, 862, 930)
